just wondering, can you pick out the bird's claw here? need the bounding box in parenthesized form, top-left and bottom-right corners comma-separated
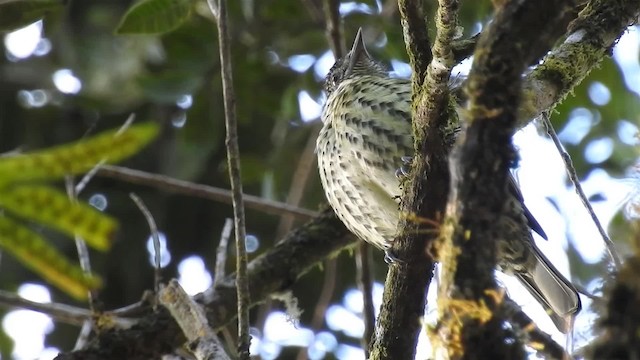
(395, 156, 414, 180)
(401, 156, 413, 164)
(384, 249, 404, 264)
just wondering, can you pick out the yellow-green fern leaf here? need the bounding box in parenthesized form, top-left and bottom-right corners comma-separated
(0, 185, 117, 251)
(0, 122, 159, 184)
(0, 216, 102, 300)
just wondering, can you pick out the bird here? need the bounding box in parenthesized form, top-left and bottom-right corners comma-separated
(316, 28, 581, 333)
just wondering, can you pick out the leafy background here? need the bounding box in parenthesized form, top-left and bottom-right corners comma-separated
(0, 0, 639, 358)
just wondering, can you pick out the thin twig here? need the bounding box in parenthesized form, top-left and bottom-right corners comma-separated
(73, 321, 93, 351)
(356, 242, 375, 356)
(542, 112, 622, 269)
(300, 0, 324, 23)
(96, 165, 317, 220)
(65, 176, 98, 311)
(114, 113, 136, 137)
(275, 126, 321, 239)
(0, 289, 92, 326)
(295, 257, 337, 360)
(210, 0, 251, 357)
(215, 218, 233, 286)
(275, 0, 341, 239)
(129, 193, 163, 292)
(108, 293, 153, 317)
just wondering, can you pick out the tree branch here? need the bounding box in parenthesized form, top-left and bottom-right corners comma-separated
(397, 0, 431, 94)
(370, 1, 460, 359)
(437, 0, 573, 358)
(54, 208, 355, 360)
(520, 0, 640, 127)
(211, 0, 251, 356)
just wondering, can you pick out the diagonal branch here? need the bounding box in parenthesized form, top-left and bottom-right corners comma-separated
(54, 209, 355, 360)
(520, 0, 640, 127)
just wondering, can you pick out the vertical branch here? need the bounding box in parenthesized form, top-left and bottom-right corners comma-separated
(370, 0, 452, 358)
(64, 177, 99, 311)
(397, 0, 431, 91)
(129, 193, 162, 293)
(356, 242, 375, 355)
(438, 1, 571, 358)
(323, 0, 345, 58)
(208, 0, 251, 358)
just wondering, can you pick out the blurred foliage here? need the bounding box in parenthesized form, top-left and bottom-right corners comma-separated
(115, 0, 192, 34)
(0, 0, 63, 33)
(0, 123, 158, 299)
(0, 0, 638, 358)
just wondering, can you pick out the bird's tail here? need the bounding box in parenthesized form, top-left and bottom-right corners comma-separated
(515, 243, 581, 333)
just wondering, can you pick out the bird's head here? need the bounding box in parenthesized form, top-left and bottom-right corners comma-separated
(324, 28, 387, 95)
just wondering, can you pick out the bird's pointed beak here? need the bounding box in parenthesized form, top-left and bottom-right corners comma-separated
(346, 28, 372, 77)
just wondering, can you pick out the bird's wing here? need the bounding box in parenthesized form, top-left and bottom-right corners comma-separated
(507, 175, 548, 240)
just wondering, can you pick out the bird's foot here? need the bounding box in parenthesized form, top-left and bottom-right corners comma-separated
(383, 249, 405, 265)
(394, 156, 414, 180)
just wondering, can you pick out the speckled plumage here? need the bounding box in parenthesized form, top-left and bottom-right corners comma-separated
(317, 29, 581, 333)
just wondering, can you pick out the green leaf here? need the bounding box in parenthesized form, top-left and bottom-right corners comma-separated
(115, 0, 192, 35)
(0, 185, 117, 251)
(0, 122, 159, 184)
(0, 0, 63, 33)
(0, 216, 102, 300)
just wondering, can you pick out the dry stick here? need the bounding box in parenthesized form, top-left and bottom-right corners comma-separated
(96, 165, 317, 221)
(209, 0, 251, 357)
(542, 112, 622, 269)
(129, 193, 162, 292)
(159, 280, 232, 360)
(215, 218, 233, 286)
(73, 322, 93, 351)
